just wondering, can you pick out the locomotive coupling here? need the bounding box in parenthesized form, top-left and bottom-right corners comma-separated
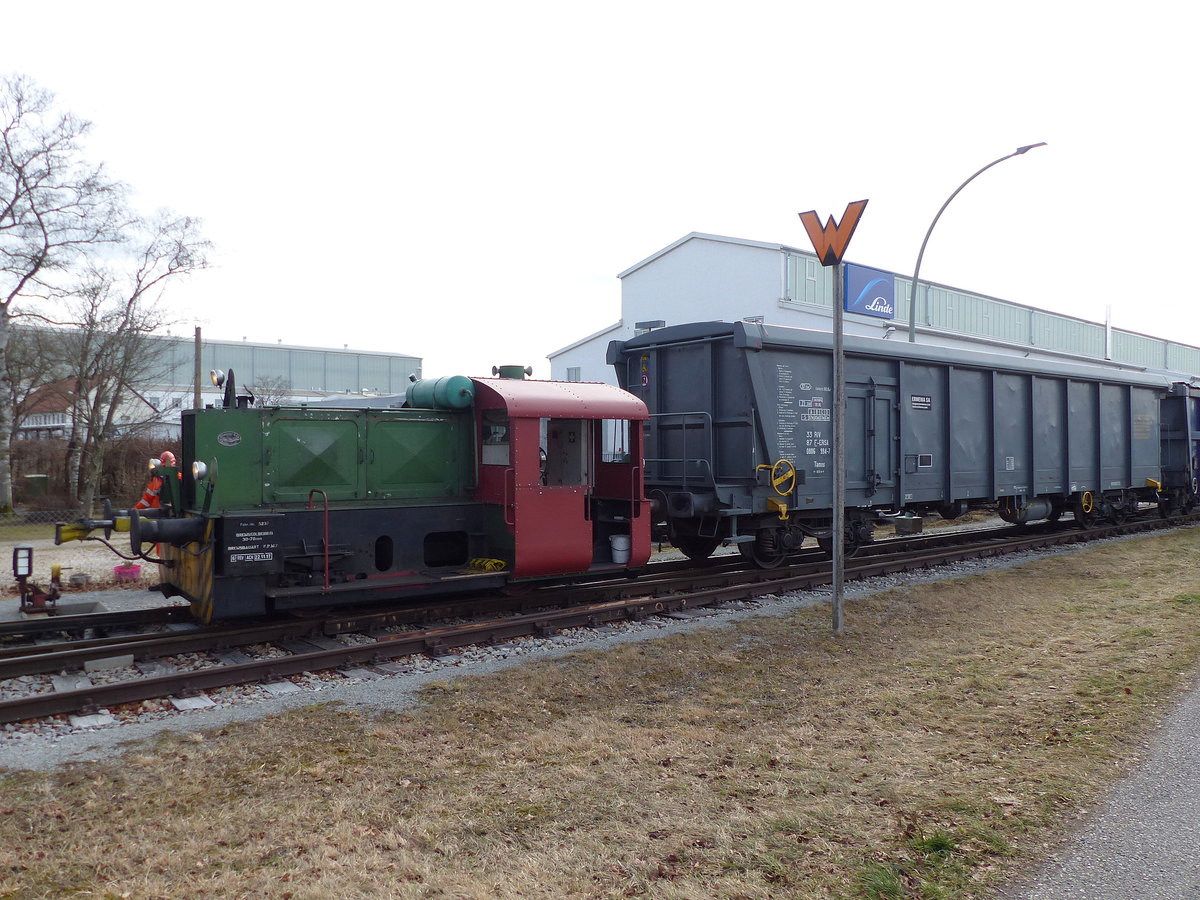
(129, 508, 205, 552)
(54, 514, 132, 545)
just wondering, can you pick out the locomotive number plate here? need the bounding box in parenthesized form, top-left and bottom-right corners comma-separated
(218, 514, 284, 575)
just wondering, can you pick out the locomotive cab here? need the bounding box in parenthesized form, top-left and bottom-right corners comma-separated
(472, 374, 651, 580)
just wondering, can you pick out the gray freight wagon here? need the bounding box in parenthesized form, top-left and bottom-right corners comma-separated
(608, 321, 1176, 565)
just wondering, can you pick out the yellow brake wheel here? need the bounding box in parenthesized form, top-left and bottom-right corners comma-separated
(770, 459, 797, 496)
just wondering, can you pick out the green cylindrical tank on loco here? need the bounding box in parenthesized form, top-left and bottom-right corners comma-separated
(405, 375, 475, 410)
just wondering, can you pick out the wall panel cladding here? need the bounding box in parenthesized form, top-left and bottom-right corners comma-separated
(1167, 344, 1200, 374)
(1033, 312, 1106, 357)
(785, 265, 1192, 376)
(1113, 330, 1167, 369)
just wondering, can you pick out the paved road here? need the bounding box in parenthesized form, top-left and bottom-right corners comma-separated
(1008, 673, 1200, 899)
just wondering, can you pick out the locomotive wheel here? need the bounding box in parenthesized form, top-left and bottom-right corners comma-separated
(1072, 491, 1098, 529)
(670, 532, 723, 562)
(189, 599, 213, 625)
(739, 538, 787, 569)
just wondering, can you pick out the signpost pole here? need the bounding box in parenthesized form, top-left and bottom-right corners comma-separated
(797, 200, 868, 634)
(831, 265, 845, 633)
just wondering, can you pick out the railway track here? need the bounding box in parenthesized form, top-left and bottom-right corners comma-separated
(2, 512, 1192, 727)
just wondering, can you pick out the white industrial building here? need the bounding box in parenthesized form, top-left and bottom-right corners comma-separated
(16, 333, 421, 442)
(549, 233, 1200, 384)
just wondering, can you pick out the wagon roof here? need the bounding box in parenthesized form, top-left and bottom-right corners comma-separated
(618, 321, 1180, 389)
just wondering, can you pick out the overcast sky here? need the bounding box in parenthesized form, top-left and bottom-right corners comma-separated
(6, 1, 1196, 378)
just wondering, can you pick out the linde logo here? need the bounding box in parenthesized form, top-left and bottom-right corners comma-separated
(844, 263, 896, 320)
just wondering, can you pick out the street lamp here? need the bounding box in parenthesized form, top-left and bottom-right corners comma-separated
(907, 142, 1047, 341)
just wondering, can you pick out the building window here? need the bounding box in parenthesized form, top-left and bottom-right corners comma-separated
(566, 367, 581, 383)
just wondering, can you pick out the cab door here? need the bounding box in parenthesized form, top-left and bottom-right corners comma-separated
(508, 417, 594, 577)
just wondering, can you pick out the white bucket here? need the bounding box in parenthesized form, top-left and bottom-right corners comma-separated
(609, 533, 632, 564)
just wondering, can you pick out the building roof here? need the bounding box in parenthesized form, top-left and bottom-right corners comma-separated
(616, 232, 813, 279)
(547, 320, 624, 360)
(156, 333, 419, 359)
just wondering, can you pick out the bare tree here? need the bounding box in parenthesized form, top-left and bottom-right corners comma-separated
(1, 74, 126, 513)
(63, 213, 209, 511)
(248, 374, 293, 407)
(2, 75, 208, 514)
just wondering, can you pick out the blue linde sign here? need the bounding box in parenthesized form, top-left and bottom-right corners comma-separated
(844, 263, 895, 320)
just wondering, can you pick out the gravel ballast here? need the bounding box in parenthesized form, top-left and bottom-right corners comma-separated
(0, 535, 1131, 774)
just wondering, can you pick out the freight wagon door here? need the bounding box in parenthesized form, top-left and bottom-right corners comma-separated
(846, 384, 897, 504)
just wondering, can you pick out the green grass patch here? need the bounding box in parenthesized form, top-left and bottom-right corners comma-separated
(0, 522, 55, 542)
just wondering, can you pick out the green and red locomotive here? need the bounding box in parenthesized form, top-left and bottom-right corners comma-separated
(57, 367, 650, 622)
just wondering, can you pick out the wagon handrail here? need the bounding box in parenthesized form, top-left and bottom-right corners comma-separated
(642, 457, 717, 493)
(648, 410, 718, 492)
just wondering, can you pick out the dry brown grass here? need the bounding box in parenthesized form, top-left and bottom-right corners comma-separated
(4, 529, 1200, 899)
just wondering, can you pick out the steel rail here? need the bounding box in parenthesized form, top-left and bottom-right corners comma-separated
(0, 605, 194, 642)
(2, 512, 1193, 726)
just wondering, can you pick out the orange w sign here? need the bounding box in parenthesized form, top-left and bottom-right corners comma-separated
(798, 200, 868, 267)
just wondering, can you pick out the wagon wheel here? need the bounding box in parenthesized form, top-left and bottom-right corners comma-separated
(1072, 491, 1099, 529)
(739, 536, 788, 569)
(1102, 491, 1130, 525)
(817, 530, 863, 559)
(670, 531, 723, 562)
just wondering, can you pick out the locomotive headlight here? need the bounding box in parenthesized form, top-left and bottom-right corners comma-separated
(192, 460, 208, 481)
(210, 369, 226, 388)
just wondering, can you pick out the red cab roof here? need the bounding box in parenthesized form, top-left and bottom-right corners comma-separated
(472, 378, 647, 420)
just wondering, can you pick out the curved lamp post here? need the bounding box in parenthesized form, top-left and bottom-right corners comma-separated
(907, 142, 1047, 341)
